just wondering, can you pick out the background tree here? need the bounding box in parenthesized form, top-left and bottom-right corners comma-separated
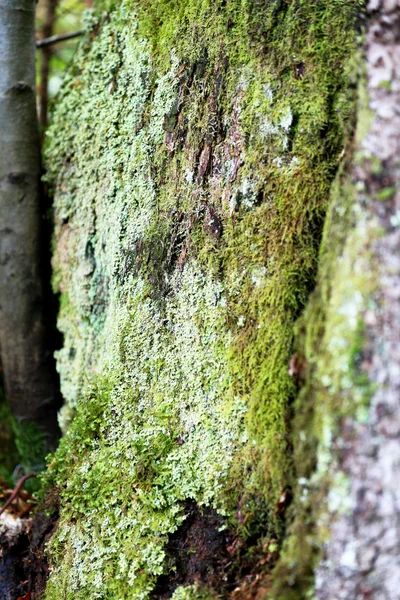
(0, 0, 60, 449)
(38, 0, 59, 131)
(36, 0, 89, 131)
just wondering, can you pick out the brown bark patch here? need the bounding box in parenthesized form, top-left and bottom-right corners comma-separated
(152, 501, 277, 599)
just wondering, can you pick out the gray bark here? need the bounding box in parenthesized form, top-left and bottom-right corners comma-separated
(0, 0, 60, 446)
(316, 1, 400, 598)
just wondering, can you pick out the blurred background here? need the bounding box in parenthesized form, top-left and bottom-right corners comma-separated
(0, 1, 91, 489)
(36, 0, 92, 132)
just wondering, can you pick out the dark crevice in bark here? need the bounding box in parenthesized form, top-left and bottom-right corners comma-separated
(0, 510, 58, 600)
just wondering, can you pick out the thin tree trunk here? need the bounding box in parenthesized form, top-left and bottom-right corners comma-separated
(39, 0, 58, 132)
(0, 0, 60, 447)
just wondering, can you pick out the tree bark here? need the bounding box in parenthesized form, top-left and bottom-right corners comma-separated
(315, 3, 400, 597)
(0, 0, 60, 447)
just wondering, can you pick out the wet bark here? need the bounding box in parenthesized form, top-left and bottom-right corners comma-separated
(0, 0, 60, 447)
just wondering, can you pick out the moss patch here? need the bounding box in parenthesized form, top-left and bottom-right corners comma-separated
(269, 144, 380, 596)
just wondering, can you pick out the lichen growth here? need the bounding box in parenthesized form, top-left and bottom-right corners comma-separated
(171, 584, 217, 600)
(44, 0, 364, 597)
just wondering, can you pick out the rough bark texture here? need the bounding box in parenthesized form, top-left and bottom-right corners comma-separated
(315, 1, 400, 597)
(0, 0, 60, 445)
(41, 0, 400, 598)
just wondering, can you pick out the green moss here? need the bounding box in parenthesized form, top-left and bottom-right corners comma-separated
(44, 265, 247, 598)
(376, 186, 396, 202)
(269, 152, 379, 595)
(0, 397, 20, 486)
(44, 0, 364, 597)
(171, 584, 218, 600)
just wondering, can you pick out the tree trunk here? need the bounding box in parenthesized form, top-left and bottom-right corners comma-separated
(0, 0, 60, 447)
(33, 0, 400, 597)
(314, 3, 400, 597)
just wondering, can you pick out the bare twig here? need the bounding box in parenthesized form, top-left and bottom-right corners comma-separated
(36, 29, 85, 49)
(0, 473, 37, 517)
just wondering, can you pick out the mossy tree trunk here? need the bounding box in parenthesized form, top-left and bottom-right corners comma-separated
(39, 1, 400, 599)
(0, 0, 60, 448)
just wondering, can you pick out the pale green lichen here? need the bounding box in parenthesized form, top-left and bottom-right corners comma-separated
(45, 262, 248, 598)
(170, 584, 217, 600)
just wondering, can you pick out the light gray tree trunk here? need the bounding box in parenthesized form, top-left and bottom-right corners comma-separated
(0, 0, 60, 447)
(315, 2, 400, 597)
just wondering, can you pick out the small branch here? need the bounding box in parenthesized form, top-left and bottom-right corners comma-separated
(0, 473, 37, 517)
(36, 29, 85, 49)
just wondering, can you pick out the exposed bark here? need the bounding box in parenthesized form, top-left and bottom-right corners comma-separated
(0, 0, 60, 446)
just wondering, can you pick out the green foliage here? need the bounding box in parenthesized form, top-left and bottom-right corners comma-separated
(171, 584, 218, 600)
(36, 0, 89, 109)
(9, 417, 48, 492)
(0, 397, 20, 486)
(11, 418, 47, 472)
(44, 0, 364, 597)
(0, 390, 47, 490)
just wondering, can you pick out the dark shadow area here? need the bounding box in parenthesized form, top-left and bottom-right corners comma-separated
(153, 501, 235, 599)
(38, 171, 63, 449)
(152, 500, 279, 600)
(0, 510, 58, 600)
